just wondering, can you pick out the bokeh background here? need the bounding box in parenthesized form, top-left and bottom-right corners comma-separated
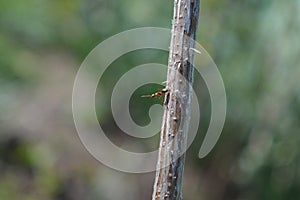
(1, 0, 300, 199)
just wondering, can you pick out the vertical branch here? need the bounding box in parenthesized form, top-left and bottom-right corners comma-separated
(152, 0, 200, 199)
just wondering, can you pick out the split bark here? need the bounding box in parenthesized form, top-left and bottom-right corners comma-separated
(152, 0, 200, 199)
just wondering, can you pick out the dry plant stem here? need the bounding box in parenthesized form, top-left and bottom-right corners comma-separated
(152, 0, 200, 200)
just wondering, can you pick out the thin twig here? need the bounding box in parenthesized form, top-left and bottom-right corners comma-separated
(152, 0, 200, 199)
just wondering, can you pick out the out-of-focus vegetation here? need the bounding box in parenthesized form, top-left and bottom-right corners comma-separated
(0, 0, 300, 199)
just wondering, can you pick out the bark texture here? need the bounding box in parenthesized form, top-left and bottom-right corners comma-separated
(152, 0, 200, 200)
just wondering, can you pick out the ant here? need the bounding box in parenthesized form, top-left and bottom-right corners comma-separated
(141, 87, 169, 99)
(141, 81, 169, 103)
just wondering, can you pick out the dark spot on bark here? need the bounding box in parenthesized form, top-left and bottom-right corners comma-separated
(178, 63, 183, 74)
(164, 93, 170, 105)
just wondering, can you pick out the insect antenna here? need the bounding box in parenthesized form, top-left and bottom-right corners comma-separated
(141, 94, 152, 98)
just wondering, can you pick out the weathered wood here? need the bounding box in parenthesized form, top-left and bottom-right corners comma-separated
(152, 0, 200, 199)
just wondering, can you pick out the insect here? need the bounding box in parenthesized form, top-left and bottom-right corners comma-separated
(141, 88, 169, 99)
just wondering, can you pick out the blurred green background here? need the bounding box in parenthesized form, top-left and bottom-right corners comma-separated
(1, 0, 300, 199)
